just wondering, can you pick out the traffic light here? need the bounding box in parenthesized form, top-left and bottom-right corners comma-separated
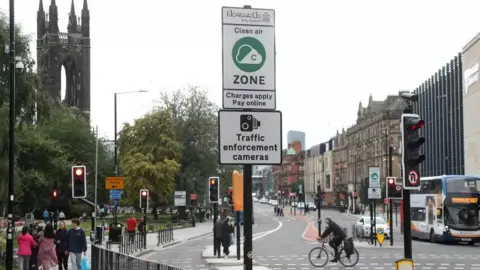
(227, 187, 233, 205)
(71, 165, 86, 198)
(209, 177, 220, 203)
(139, 189, 149, 209)
(386, 177, 403, 199)
(52, 189, 57, 200)
(401, 113, 425, 190)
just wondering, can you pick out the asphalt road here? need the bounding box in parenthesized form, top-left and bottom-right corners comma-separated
(252, 206, 480, 270)
(142, 203, 282, 270)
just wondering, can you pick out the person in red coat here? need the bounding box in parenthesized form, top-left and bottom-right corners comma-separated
(127, 216, 137, 242)
(17, 226, 37, 270)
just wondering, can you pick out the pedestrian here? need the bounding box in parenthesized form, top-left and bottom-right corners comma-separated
(214, 209, 232, 258)
(126, 215, 137, 243)
(17, 226, 37, 270)
(43, 209, 49, 224)
(29, 227, 40, 270)
(58, 211, 66, 221)
(65, 218, 87, 270)
(55, 221, 69, 270)
(37, 223, 58, 269)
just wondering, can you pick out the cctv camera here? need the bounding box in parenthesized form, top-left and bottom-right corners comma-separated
(15, 61, 24, 73)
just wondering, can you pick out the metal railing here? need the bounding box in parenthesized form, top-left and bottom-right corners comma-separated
(91, 244, 183, 270)
(107, 228, 175, 255)
(157, 227, 174, 246)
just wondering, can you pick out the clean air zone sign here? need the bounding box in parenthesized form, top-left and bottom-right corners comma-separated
(222, 7, 276, 110)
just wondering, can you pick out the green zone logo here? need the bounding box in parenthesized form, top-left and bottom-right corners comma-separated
(371, 173, 378, 180)
(232, 37, 266, 73)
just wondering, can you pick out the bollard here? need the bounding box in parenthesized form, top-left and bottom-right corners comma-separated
(395, 259, 414, 270)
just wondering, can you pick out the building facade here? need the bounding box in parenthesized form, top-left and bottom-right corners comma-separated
(412, 54, 465, 176)
(287, 131, 306, 151)
(332, 129, 348, 205)
(462, 35, 480, 175)
(272, 141, 304, 196)
(345, 94, 404, 206)
(304, 140, 335, 205)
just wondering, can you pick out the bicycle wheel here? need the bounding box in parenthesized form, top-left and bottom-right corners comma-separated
(338, 248, 359, 267)
(308, 247, 329, 267)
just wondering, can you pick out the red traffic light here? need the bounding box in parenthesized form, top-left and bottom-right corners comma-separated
(141, 191, 148, 197)
(210, 179, 216, 185)
(408, 119, 425, 131)
(387, 177, 395, 186)
(75, 168, 84, 176)
(52, 190, 57, 198)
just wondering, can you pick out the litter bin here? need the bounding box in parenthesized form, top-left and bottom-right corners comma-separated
(109, 223, 122, 242)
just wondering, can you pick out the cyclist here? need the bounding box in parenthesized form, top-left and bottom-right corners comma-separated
(317, 217, 346, 262)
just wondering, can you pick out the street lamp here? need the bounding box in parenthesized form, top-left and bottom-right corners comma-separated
(113, 89, 148, 175)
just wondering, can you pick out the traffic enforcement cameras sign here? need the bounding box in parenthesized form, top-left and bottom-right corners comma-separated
(218, 110, 282, 165)
(222, 6, 276, 110)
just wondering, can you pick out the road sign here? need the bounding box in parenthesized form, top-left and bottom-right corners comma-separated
(404, 169, 420, 190)
(222, 6, 276, 110)
(105, 177, 125, 190)
(190, 194, 197, 200)
(368, 187, 381, 199)
(368, 167, 381, 188)
(218, 110, 282, 165)
(109, 190, 123, 200)
(174, 191, 186, 206)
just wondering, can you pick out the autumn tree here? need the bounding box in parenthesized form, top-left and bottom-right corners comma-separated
(118, 109, 181, 207)
(159, 86, 219, 202)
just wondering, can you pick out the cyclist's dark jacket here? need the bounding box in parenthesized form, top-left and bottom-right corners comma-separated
(321, 221, 346, 239)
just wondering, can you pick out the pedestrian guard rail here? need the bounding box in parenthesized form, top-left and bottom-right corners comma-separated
(91, 244, 183, 270)
(107, 228, 174, 255)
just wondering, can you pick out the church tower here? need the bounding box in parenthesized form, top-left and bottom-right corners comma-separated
(37, 0, 91, 115)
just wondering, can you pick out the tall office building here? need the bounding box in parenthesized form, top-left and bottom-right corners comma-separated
(287, 131, 306, 151)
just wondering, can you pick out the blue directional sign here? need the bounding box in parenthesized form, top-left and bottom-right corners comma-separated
(110, 190, 123, 200)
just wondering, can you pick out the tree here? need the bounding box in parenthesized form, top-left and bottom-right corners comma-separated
(118, 109, 182, 207)
(158, 86, 219, 202)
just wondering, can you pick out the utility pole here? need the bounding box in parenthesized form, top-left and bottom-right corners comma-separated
(317, 182, 322, 235)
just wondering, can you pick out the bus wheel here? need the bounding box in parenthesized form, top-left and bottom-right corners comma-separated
(468, 241, 475, 246)
(429, 231, 436, 243)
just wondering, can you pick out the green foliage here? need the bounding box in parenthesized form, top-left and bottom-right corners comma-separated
(118, 110, 182, 206)
(158, 86, 219, 202)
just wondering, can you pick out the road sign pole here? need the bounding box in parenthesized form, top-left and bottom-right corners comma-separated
(389, 146, 394, 246)
(243, 164, 253, 270)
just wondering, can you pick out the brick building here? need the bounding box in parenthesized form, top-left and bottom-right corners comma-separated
(272, 141, 304, 196)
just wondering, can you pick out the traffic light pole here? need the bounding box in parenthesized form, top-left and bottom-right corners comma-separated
(212, 202, 218, 255)
(6, 0, 15, 268)
(403, 188, 412, 258)
(389, 146, 394, 246)
(243, 164, 253, 270)
(317, 183, 322, 236)
(143, 206, 147, 249)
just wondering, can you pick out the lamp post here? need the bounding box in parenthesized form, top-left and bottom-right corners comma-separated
(113, 89, 148, 223)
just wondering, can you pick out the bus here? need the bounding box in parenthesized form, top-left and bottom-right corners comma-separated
(402, 175, 480, 244)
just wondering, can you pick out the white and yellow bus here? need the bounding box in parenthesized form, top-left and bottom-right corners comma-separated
(401, 175, 480, 244)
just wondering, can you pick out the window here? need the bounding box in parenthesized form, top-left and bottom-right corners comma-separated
(326, 175, 331, 188)
(411, 207, 426, 221)
(419, 178, 443, 194)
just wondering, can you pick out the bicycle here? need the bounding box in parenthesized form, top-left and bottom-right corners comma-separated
(308, 238, 359, 267)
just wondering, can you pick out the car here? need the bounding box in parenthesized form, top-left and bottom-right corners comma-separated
(259, 198, 267, 204)
(355, 216, 390, 239)
(253, 197, 259, 202)
(297, 202, 305, 209)
(307, 202, 317, 211)
(270, 200, 278, 206)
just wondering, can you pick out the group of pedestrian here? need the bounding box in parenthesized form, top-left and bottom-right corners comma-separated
(17, 218, 87, 270)
(214, 209, 235, 259)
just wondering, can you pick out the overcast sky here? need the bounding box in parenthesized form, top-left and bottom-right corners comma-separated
(4, 0, 479, 148)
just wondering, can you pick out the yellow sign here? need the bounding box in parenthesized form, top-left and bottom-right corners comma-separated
(452, 197, 478, 203)
(105, 177, 125, 190)
(232, 171, 244, 211)
(395, 258, 414, 270)
(376, 229, 385, 246)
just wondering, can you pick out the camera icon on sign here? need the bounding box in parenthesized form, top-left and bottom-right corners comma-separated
(240, 114, 261, 132)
